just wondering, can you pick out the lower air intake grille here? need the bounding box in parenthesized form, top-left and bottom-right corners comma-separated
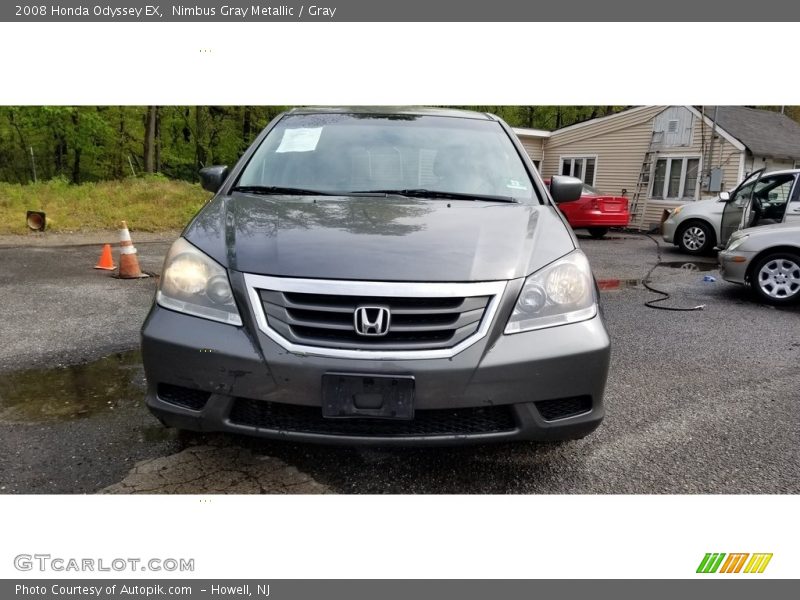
(535, 396, 592, 421)
(228, 398, 517, 437)
(157, 384, 210, 411)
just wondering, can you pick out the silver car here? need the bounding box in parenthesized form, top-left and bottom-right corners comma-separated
(719, 222, 800, 305)
(663, 168, 800, 254)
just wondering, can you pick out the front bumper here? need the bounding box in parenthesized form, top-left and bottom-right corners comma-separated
(718, 249, 754, 284)
(141, 291, 610, 445)
(662, 215, 678, 243)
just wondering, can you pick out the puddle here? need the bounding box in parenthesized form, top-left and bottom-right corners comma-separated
(597, 278, 648, 292)
(598, 261, 718, 293)
(0, 350, 145, 423)
(660, 261, 718, 272)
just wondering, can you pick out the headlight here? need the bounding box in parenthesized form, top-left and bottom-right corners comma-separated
(670, 205, 684, 217)
(505, 250, 597, 334)
(157, 238, 242, 326)
(725, 234, 749, 252)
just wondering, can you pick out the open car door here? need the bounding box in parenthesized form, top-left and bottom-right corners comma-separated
(720, 169, 763, 248)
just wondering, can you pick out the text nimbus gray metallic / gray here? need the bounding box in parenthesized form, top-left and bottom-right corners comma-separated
(173, 5, 300, 17)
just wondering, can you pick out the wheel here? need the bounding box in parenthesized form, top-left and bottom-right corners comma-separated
(750, 252, 800, 305)
(677, 221, 714, 255)
(587, 227, 609, 239)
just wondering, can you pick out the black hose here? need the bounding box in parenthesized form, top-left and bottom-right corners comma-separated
(627, 231, 706, 312)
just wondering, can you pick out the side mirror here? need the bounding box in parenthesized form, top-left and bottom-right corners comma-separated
(549, 175, 583, 203)
(199, 165, 229, 193)
(718, 191, 731, 201)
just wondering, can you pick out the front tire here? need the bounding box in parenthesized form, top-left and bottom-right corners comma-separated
(751, 252, 800, 305)
(587, 227, 609, 239)
(677, 221, 714, 255)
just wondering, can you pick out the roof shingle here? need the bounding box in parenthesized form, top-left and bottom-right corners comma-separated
(704, 106, 800, 161)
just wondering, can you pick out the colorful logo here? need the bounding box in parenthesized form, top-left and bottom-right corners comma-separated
(696, 553, 773, 574)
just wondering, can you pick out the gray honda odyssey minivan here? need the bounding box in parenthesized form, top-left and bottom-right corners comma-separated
(141, 107, 611, 445)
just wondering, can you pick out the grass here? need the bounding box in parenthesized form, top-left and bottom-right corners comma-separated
(0, 176, 211, 234)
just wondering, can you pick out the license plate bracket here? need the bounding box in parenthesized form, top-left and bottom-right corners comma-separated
(322, 373, 415, 420)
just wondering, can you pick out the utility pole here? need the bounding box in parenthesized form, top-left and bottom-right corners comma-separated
(706, 106, 718, 191)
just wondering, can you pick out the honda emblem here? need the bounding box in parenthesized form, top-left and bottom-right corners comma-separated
(354, 306, 391, 337)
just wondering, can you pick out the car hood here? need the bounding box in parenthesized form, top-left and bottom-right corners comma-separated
(183, 194, 575, 282)
(677, 198, 724, 217)
(738, 222, 800, 238)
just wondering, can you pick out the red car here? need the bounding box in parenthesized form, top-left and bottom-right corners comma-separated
(544, 180, 630, 238)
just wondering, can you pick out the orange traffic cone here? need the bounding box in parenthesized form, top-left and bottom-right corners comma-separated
(94, 243, 115, 270)
(117, 221, 148, 279)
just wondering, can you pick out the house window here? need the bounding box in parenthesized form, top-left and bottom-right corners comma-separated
(559, 156, 596, 185)
(651, 157, 700, 200)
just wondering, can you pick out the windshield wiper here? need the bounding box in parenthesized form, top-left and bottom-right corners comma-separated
(345, 188, 518, 203)
(230, 185, 337, 196)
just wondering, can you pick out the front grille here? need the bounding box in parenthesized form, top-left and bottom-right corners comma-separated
(228, 397, 517, 437)
(157, 384, 210, 411)
(259, 290, 491, 351)
(535, 396, 592, 421)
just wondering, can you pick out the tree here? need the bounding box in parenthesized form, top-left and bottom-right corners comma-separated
(143, 106, 158, 173)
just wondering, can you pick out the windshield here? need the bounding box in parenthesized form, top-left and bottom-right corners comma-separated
(236, 113, 537, 202)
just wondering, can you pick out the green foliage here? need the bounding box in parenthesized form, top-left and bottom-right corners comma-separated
(0, 176, 209, 234)
(0, 106, 290, 184)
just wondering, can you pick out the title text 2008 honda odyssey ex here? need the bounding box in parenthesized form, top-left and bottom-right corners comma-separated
(141, 107, 611, 445)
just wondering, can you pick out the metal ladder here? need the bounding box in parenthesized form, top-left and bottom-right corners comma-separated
(629, 132, 660, 230)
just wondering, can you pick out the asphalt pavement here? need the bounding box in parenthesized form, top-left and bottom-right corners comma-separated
(0, 230, 798, 493)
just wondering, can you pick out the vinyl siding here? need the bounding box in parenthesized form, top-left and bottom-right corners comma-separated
(517, 135, 544, 164)
(745, 154, 795, 174)
(544, 106, 664, 147)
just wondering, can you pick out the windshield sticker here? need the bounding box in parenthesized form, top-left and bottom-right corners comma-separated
(276, 127, 323, 153)
(506, 179, 528, 191)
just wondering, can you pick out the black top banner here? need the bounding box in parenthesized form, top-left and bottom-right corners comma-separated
(3, 0, 799, 21)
